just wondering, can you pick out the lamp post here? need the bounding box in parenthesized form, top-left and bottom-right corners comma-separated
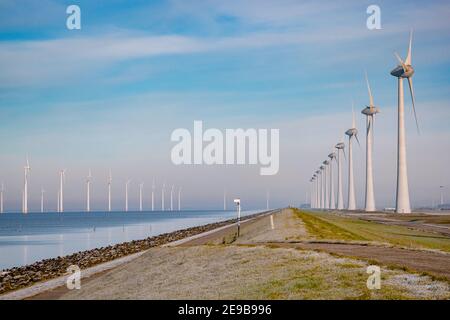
(234, 198, 241, 237)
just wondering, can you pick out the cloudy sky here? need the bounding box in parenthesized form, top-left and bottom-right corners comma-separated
(0, 0, 449, 211)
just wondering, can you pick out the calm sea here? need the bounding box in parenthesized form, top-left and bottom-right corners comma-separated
(0, 210, 261, 270)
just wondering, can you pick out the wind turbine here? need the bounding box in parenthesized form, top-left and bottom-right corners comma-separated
(23, 156, 31, 214)
(223, 188, 227, 211)
(390, 31, 418, 214)
(58, 169, 66, 213)
(125, 179, 131, 212)
(315, 170, 321, 209)
(139, 182, 144, 211)
(41, 188, 45, 213)
(266, 189, 270, 210)
(320, 166, 325, 209)
(108, 169, 112, 212)
(86, 169, 92, 212)
(310, 178, 315, 208)
(323, 160, 330, 209)
(178, 186, 182, 211)
(328, 152, 337, 210)
(361, 73, 380, 212)
(170, 185, 174, 211)
(151, 178, 155, 211)
(335, 140, 345, 210)
(161, 182, 165, 211)
(345, 108, 359, 210)
(0, 182, 4, 213)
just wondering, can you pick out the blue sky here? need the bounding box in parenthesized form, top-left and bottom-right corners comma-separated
(1, 0, 450, 211)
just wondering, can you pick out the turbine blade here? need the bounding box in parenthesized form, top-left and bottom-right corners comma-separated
(343, 148, 347, 161)
(355, 134, 361, 146)
(394, 52, 406, 72)
(407, 77, 420, 133)
(405, 30, 413, 66)
(365, 71, 374, 108)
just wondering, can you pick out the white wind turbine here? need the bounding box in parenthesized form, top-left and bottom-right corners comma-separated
(323, 160, 330, 209)
(335, 140, 345, 210)
(390, 31, 418, 214)
(139, 182, 144, 212)
(151, 178, 155, 211)
(320, 165, 325, 209)
(125, 179, 131, 212)
(315, 170, 321, 209)
(328, 151, 337, 210)
(1, 182, 4, 213)
(41, 188, 45, 213)
(86, 169, 92, 212)
(223, 188, 227, 211)
(178, 186, 182, 211)
(58, 169, 66, 213)
(266, 189, 270, 210)
(310, 178, 315, 209)
(361, 73, 380, 212)
(108, 169, 112, 212)
(161, 182, 165, 211)
(170, 185, 174, 211)
(22, 156, 31, 214)
(345, 107, 359, 210)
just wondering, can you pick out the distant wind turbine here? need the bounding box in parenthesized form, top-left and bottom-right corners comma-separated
(361, 72, 380, 212)
(41, 188, 45, 213)
(223, 188, 227, 211)
(58, 169, 66, 213)
(178, 186, 181, 211)
(1, 182, 4, 213)
(320, 166, 325, 209)
(315, 170, 321, 209)
(161, 182, 165, 211)
(86, 169, 92, 212)
(345, 107, 359, 210)
(139, 182, 144, 212)
(390, 31, 418, 214)
(125, 179, 131, 212)
(328, 152, 337, 210)
(170, 185, 174, 211)
(108, 170, 112, 212)
(151, 179, 155, 211)
(323, 160, 330, 209)
(335, 141, 345, 210)
(22, 156, 31, 214)
(266, 189, 270, 210)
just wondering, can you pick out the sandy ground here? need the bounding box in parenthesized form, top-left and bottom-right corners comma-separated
(34, 208, 449, 300)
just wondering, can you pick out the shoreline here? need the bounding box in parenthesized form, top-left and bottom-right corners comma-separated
(0, 210, 274, 296)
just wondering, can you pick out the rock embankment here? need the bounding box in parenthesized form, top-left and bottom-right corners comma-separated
(0, 212, 266, 295)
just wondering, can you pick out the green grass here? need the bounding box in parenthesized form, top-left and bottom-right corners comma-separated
(294, 209, 450, 252)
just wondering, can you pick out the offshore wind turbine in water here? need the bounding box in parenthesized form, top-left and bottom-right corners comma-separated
(57, 169, 66, 213)
(390, 31, 419, 214)
(361, 73, 380, 212)
(22, 157, 31, 214)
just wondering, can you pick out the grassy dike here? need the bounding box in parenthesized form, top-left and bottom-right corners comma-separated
(294, 209, 450, 252)
(53, 208, 449, 300)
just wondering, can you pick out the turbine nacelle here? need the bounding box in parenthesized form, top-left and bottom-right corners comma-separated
(345, 128, 358, 137)
(323, 160, 329, 165)
(361, 106, 380, 116)
(390, 65, 414, 78)
(328, 152, 336, 160)
(335, 142, 345, 150)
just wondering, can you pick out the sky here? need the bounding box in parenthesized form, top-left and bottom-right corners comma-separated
(0, 0, 450, 212)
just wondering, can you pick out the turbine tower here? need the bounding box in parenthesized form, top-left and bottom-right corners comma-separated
(266, 189, 270, 210)
(170, 185, 174, 211)
(1, 182, 4, 214)
(310, 178, 315, 208)
(361, 73, 380, 212)
(108, 169, 112, 212)
(41, 188, 45, 213)
(390, 31, 418, 214)
(345, 108, 359, 210)
(323, 160, 330, 209)
(320, 166, 325, 209)
(139, 183, 144, 212)
(328, 152, 337, 210)
(161, 182, 165, 211)
(58, 169, 66, 213)
(335, 141, 345, 210)
(22, 156, 31, 214)
(86, 169, 92, 212)
(178, 186, 181, 211)
(151, 179, 155, 211)
(315, 170, 321, 209)
(223, 188, 227, 211)
(125, 179, 131, 212)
